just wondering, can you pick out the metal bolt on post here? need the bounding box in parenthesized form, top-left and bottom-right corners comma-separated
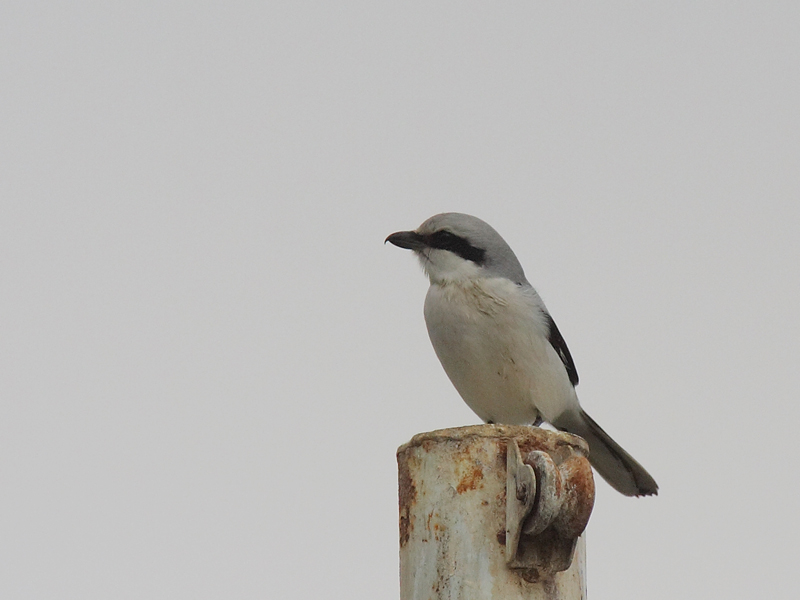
(398, 425, 595, 600)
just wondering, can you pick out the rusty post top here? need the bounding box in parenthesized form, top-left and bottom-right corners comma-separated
(398, 424, 589, 458)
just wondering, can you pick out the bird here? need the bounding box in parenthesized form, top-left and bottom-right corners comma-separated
(386, 212, 658, 497)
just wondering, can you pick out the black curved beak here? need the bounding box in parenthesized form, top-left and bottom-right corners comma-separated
(385, 230, 427, 251)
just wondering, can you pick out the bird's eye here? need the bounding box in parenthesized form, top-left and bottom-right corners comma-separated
(431, 230, 458, 244)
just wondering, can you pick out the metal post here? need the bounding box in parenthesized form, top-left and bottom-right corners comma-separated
(398, 425, 595, 600)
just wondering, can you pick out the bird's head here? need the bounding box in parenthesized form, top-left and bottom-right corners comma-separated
(386, 213, 527, 285)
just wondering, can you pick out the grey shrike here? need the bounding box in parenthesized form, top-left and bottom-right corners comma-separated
(386, 212, 658, 497)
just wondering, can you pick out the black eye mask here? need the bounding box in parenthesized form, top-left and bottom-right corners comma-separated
(425, 230, 486, 265)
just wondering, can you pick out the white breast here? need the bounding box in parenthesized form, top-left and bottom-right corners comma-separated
(423, 277, 578, 424)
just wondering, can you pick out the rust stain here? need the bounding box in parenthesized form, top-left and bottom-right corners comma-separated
(433, 521, 446, 541)
(456, 465, 484, 493)
(425, 510, 447, 541)
(498, 440, 509, 470)
(554, 455, 595, 538)
(397, 450, 417, 548)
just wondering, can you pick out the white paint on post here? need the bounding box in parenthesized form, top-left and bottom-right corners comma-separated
(398, 425, 589, 600)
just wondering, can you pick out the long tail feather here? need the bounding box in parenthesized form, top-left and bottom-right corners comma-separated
(554, 409, 658, 497)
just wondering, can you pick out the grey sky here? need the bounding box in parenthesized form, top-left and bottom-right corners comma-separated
(1, 2, 798, 599)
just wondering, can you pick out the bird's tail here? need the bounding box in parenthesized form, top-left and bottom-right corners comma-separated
(553, 408, 658, 497)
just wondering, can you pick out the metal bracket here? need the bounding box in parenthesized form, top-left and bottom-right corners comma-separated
(505, 438, 595, 582)
(505, 439, 537, 564)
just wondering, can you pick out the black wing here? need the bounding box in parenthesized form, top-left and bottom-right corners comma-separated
(545, 313, 579, 386)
